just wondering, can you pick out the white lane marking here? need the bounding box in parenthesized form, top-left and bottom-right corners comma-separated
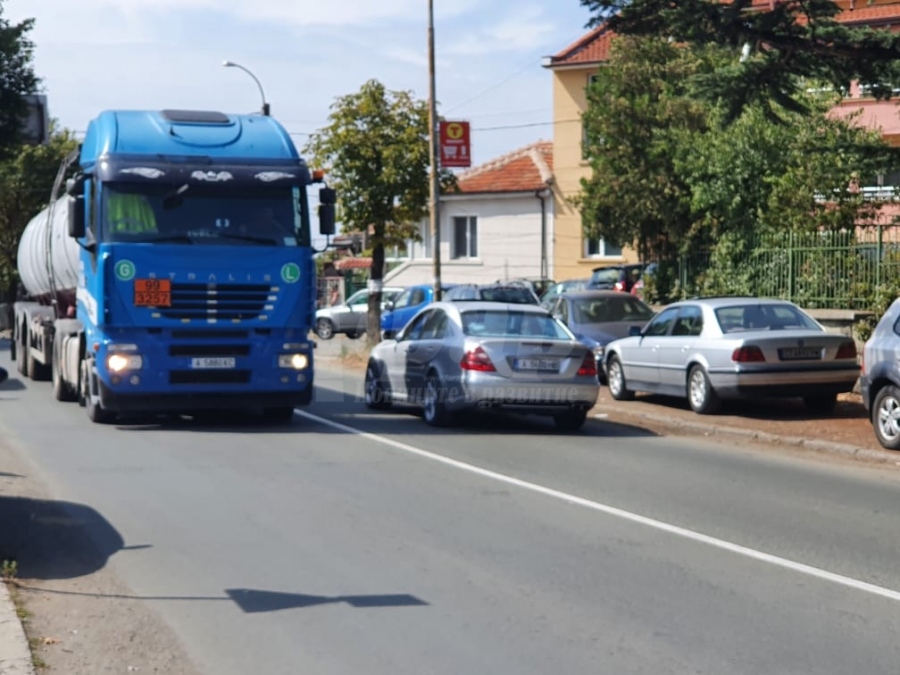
(295, 409, 900, 604)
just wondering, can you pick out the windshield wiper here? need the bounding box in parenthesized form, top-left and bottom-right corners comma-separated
(138, 234, 196, 244)
(214, 233, 278, 246)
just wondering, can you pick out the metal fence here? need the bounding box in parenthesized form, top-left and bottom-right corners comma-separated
(672, 229, 900, 310)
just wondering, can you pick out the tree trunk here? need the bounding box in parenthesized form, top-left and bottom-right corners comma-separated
(366, 241, 386, 345)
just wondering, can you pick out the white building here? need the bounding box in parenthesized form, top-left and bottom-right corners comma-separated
(384, 141, 555, 287)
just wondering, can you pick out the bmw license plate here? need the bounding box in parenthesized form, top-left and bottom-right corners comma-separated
(190, 357, 236, 369)
(778, 347, 822, 361)
(514, 358, 560, 372)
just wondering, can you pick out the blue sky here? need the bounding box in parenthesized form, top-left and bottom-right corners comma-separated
(9, 0, 599, 168)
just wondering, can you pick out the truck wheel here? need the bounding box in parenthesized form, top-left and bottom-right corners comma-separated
(83, 359, 116, 424)
(28, 350, 50, 382)
(52, 353, 77, 402)
(262, 407, 295, 424)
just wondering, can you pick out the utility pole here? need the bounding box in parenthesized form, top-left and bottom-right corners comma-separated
(427, 0, 442, 301)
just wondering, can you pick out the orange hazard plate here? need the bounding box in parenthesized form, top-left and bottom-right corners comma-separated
(134, 279, 172, 307)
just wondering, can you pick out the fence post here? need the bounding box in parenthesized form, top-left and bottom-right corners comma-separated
(877, 225, 884, 288)
(787, 231, 794, 302)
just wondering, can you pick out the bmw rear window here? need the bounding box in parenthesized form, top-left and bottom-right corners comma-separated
(461, 310, 571, 339)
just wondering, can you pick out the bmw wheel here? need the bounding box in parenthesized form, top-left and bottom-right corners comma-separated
(873, 385, 900, 450)
(687, 365, 721, 415)
(606, 355, 634, 401)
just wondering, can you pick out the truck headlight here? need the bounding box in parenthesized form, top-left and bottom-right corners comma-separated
(107, 353, 143, 372)
(279, 353, 309, 370)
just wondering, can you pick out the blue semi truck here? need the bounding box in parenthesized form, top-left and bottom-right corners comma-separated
(11, 108, 335, 424)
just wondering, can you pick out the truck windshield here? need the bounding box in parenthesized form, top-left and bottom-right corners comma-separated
(101, 184, 309, 246)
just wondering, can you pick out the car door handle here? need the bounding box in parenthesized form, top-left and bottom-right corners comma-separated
(682, 345, 690, 351)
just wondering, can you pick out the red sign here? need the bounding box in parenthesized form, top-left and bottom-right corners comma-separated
(439, 121, 471, 168)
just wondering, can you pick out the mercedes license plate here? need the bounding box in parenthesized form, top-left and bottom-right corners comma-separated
(778, 347, 822, 361)
(190, 357, 236, 369)
(514, 358, 560, 372)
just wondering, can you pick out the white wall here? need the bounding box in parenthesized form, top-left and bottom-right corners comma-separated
(385, 193, 554, 288)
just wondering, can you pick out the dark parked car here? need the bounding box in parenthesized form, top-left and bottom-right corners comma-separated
(588, 263, 644, 293)
(444, 283, 540, 304)
(548, 290, 656, 382)
(539, 278, 591, 309)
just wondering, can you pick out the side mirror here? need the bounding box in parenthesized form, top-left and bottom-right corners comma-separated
(68, 195, 85, 238)
(384, 300, 395, 312)
(318, 203, 336, 236)
(65, 173, 86, 197)
(628, 325, 642, 337)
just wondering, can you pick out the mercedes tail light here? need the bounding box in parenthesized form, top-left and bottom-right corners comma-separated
(836, 341, 857, 360)
(732, 346, 766, 363)
(460, 346, 496, 372)
(577, 351, 598, 377)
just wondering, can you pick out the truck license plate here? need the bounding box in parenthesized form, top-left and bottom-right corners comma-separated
(190, 357, 236, 369)
(778, 347, 822, 361)
(514, 358, 560, 372)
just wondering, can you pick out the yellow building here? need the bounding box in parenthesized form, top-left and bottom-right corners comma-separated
(543, 3, 900, 282)
(543, 25, 638, 283)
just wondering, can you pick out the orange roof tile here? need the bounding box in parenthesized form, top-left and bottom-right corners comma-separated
(547, 25, 615, 67)
(334, 257, 371, 271)
(454, 141, 553, 194)
(549, 2, 900, 68)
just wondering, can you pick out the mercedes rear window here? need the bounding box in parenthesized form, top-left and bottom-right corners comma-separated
(461, 310, 571, 339)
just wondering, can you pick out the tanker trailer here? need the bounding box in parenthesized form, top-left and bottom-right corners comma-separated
(12, 195, 82, 402)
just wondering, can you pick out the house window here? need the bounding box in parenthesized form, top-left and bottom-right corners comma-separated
(452, 216, 478, 259)
(585, 237, 622, 258)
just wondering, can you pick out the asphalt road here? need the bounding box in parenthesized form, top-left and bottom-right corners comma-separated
(1, 345, 900, 674)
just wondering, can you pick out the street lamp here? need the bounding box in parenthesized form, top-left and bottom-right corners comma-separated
(222, 60, 270, 116)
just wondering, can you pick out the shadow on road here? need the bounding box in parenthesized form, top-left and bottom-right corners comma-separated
(0, 496, 127, 580)
(0, 376, 27, 391)
(624, 393, 867, 421)
(12, 584, 428, 614)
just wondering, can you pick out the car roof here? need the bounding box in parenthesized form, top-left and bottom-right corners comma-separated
(558, 290, 638, 300)
(431, 301, 551, 314)
(669, 296, 796, 309)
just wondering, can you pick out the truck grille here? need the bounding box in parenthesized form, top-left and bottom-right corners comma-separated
(159, 284, 273, 321)
(169, 370, 252, 385)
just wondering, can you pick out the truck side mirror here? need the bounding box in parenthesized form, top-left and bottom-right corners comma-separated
(68, 195, 85, 238)
(318, 203, 336, 236)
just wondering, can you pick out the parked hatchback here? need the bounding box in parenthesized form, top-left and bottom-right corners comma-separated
(588, 264, 644, 293)
(860, 297, 900, 449)
(380, 283, 458, 339)
(315, 287, 403, 339)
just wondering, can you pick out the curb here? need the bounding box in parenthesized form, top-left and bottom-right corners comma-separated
(0, 582, 34, 675)
(598, 407, 899, 465)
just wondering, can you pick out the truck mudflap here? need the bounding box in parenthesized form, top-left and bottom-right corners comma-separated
(97, 381, 314, 413)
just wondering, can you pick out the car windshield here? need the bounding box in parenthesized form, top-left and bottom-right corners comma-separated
(590, 268, 622, 285)
(715, 303, 821, 333)
(461, 310, 571, 339)
(573, 296, 655, 324)
(478, 287, 538, 304)
(101, 183, 305, 246)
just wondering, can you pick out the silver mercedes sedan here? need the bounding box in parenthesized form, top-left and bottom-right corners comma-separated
(364, 301, 601, 430)
(602, 297, 860, 415)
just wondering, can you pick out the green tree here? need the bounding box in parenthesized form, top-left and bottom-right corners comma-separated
(576, 37, 715, 299)
(0, 1, 40, 153)
(304, 79, 455, 343)
(580, 0, 900, 122)
(0, 125, 79, 305)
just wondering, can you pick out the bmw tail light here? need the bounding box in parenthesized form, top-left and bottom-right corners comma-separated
(577, 351, 598, 377)
(836, 341, 857, 360)
(732, 346, 766, 363)
(460, 346, 496, 372)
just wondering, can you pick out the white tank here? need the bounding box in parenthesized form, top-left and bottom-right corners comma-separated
(17, 196, 80, 299)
